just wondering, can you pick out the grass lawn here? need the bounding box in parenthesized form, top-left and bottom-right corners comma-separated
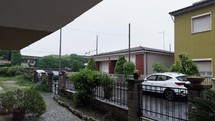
(0, 76, 34, 91)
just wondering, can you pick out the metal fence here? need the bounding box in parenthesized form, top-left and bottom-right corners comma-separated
(95, 81, 128, 107)
(139, 84, 188, 121)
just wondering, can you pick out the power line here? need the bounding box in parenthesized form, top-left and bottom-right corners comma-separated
(65, 27, 127, 37)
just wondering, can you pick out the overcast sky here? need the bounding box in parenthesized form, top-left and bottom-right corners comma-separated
(21, 0, 198, 57)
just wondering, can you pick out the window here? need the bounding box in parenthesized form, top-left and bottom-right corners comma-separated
(192, 12, 211, 33)
(176, 76, 188, 81)
(193, 59, 213, 77)
(157, 75, 171, 81)
(147, 75, 157, 81)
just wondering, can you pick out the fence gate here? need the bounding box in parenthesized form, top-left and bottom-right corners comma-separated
(138, 84, 188, 121)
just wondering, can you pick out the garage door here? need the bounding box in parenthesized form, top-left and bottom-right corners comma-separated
(194, 60, 212, 77)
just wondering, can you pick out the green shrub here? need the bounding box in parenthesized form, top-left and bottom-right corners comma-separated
(0, 89, 46, 117)
(31, 81, 50, 92)
(170, 61, 182, 73)
(114, 55, 127, 74)
(152, 62, 169, 73)
(123, 62, 135, 75)
(70, 69, 101, 107)
(101, 73, 114, 99)
(170, 54, 200, 76)
(189, 90, 215, 121)
(86, 57, 97, 70)
(179, 54, 199, 76)
(0, 66, 24, 77)
(0, 91, 15, 114)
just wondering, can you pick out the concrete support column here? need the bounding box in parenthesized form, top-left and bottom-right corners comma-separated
(127, 79, 143, 121)
(185, 84, 212, 120)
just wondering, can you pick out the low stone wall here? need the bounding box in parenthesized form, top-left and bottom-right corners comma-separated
(59, 89, 128, 121)
(91, 99, 128, 121)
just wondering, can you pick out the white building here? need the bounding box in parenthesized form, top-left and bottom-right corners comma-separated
(93, 46, 174, 75)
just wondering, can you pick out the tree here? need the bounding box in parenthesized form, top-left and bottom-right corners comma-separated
(86, 57, 96, 70)
(36, 56, 58, 68)
(71, 60, 81, 72)
(11, 50, 22, 66)
(114, 55, 127, 74)
(123, 61, 135, 75)
(69, 54, 88, 70)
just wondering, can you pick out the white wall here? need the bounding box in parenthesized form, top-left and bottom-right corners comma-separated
(145, 53, 174, 75)
(99, 61, 109, 73)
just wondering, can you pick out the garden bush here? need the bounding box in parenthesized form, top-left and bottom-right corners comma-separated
(70, 69, 101, 107)
(170, 54, 200, 76)
(86, 57, 97, 70)
(31, 75, 50, 92)
(152, 62, 169, 73)
(114, 55, 127, 74)
(189, 90, 215, 121)
(123, 61, 135, 75)
(0, 89, 46, 117)
(0, 66, 24, 77)
(101, 73, 114, 99)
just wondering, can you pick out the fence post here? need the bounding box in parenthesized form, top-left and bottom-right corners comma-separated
(127, 79, 143, 121)
(185, 83, 212, 120)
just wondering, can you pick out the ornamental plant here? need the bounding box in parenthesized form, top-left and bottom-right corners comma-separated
(114, 55, 127, 74)
(123, 61, 135, 75)
(100, 73, 114, 99)
(86, 57, 97, 70)
(70, 69, 101, 107)
(170, 53, 200, 76)
(189, 90, 215, 121)
(0, 89, 46, 117)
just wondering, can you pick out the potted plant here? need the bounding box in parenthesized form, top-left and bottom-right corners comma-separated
(133, 69, 141, 79)
(0, 89, 46, 121)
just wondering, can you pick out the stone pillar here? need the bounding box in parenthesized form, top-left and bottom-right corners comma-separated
(47, 72, 53, 92)
(127, 79, 143, 121)
(184, 84, 212, 120)
(59, 71, 67, 90)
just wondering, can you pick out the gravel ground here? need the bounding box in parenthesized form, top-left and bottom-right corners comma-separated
(26, 93, 83, 121)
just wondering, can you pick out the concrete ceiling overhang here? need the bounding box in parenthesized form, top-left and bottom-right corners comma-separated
(0, 0, 102, 50)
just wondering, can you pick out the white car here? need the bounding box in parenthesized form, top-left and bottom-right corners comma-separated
(142, 72, 189, 100)
(36, 70, 47, 77)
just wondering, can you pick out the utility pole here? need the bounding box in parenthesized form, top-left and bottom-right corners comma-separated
(57, 28, 62, 95)
(162, 31, 165, 50)
(96, 35, 98, 55)
(128, 23, 131, 62)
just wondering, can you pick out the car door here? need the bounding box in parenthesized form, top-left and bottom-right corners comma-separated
(143, 75, 157, 92)
(154, 75, 172, 92)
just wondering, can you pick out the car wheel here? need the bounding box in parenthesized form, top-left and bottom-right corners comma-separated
(164, 89, 175, 101)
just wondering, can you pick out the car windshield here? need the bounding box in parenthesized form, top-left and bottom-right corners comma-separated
(176, 76, 188, 81)
(52, 71, 59, 76)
